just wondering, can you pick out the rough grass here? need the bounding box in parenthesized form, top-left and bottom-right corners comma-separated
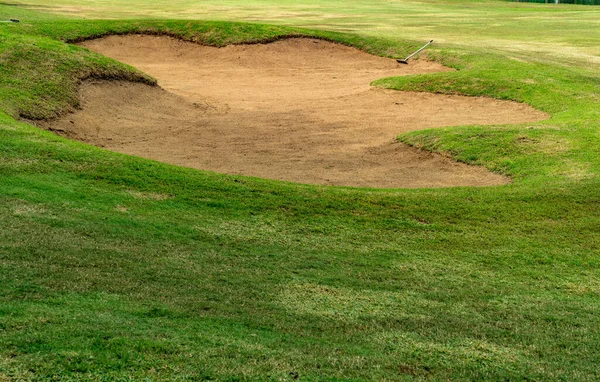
(0, 3, 600, 381)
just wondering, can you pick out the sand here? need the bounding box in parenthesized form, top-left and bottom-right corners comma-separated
(40, 35, 548, 188)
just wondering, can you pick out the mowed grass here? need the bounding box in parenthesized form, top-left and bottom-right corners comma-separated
(0, 2, 600, 381)
(6, 0, 600, 66)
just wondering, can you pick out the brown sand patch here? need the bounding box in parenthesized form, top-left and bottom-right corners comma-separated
(42, 35, 548, 188)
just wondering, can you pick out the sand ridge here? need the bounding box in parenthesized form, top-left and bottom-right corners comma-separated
(41, 35, 548, 188)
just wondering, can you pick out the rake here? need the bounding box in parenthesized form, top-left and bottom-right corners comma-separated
(397, 40, 433, 64)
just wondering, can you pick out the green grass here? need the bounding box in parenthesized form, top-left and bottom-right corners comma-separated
(1, 2, 600, 381)
(5, 0, 600, 67)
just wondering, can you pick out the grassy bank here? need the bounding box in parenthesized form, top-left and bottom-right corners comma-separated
(1, 3, 600, 381)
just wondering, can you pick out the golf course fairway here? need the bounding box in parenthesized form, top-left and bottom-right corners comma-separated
(0, 0, 599, 380)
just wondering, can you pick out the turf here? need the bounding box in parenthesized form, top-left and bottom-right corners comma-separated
(1, 2, 600, 381)
(5, 0, 600, 67)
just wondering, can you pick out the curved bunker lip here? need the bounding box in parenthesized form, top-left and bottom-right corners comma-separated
(41, 35, 548, 188)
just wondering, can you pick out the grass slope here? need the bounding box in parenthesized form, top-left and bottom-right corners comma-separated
(1, 4, 600, 381)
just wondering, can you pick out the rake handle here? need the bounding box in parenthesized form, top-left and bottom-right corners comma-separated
(400, 40, 433, 62)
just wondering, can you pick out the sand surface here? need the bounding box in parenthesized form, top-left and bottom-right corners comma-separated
(41, 35, 548, 188)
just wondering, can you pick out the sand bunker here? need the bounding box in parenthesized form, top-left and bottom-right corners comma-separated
(42, 35, 548, 188)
